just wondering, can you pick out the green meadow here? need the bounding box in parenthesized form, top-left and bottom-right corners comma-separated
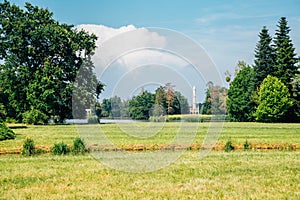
(0, 122, 299, 199)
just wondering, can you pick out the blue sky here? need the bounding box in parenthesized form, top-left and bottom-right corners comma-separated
(6, 0, 300, 102)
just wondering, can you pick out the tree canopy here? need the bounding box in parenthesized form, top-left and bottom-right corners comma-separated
(227, 66, 255, 122)
(227, 17, 299, 122)
(253, 26, 276, 89)
(254, 75, 293, 122)
(0, 1, 100, 122)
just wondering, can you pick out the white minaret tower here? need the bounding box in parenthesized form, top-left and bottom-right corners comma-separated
(192, 86, 197, 110)
(190, 86, 199, 114)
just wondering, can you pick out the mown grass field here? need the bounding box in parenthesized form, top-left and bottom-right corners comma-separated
(0, 122, 299, 199)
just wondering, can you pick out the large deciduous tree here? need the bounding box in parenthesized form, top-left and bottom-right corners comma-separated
(254, 75, 293, 122)
(227, 65, 255, 122)
(0, 1, 98, 122)
(129, 91, 155, 120)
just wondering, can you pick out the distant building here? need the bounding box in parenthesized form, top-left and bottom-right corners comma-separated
(190, 86, 199, 114)
(85, 109, 92, 116)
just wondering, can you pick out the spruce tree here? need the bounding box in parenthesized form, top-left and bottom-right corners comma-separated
(273, 17, 299, 88)
(253, 26, 276, 89)
(274, 17, 299, 122)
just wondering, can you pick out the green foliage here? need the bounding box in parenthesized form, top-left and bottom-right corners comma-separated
(72, 137, 87, 155)
(155, 86, 167, 115)
(22, 138, 35, 156)
(244, 140, 250, 151)
(182, 115, 200, 122)
(0, 103, 6, 122)
(202, 83, 212, 114)
(0, 122, 16, 141)
(254, 75, 293, 122)
(87, 115, 99, 124)
(149, 116, 166, 122)
(290, 75, 300, 121)
(174, 91, 190, 114)
(101, 97, 130, 118)
(227, 65, 255, 122)
(22, 109, 48, 125)
(152, 85, 189, 116)
(129, 91, 155, 120)
(71, 59, 104, 120)
(253, 26, 276, 89)
(273, 17, 299, 87)
(202, 83, 227, 115)
(0, 1, 98, 122)
(51, 142, 70, 155)
(224, 139, 235, 152)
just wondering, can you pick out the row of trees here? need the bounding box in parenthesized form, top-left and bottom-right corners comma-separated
(227, 17, 299, 122)
(0, 1, 103, 123)
(100, 84, 189, 120)
(201, 82, 228, 115)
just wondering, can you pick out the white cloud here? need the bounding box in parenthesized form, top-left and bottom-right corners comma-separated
(76, 24, 223, 102)
(76, 24, 137, 44)
(76, 24, 174, 74)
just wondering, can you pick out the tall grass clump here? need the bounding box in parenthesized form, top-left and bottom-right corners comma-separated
(73, 137, 87, 154)
(22, 138, 35, 156)
(244, 140, 250, 151)
(51, 142, 70, 155)
(224, 139, 235, 152)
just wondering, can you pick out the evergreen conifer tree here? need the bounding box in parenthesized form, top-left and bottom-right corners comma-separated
(273, 17, 299, 88)
(253, 26, 276, 89)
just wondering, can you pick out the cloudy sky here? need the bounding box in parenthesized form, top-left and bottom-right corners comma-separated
(9, 0, 300, 103)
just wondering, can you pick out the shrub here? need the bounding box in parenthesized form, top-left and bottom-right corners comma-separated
(73, 137, 87, 154)
(224, 139, 235, 152)
(244, 140, 250, 151)
(87, 115, 99, 124)
(0, 123, 16, 141)
(167, 115, 182, 122)
(22, 138, 35, 156)
(149, 116, 166, 122)
(182, 115, 200, 122)
(22, 109, 48, 125)
(5, 118, 17, 124)
(51, 142, 70, 155)
(0, 103, 6, 122)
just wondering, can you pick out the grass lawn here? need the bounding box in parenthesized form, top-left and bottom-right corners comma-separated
(0, 122, 299, 199)
(0, 152, 299, 199)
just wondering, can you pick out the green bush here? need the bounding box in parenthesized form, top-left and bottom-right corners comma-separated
(72, 137, 87, 154)
(0, 123, 16, 141)
(166, 115, 182, 122)
(244, 140, 250, 151)
(51, 142, 70, 155)
(5, 118, 17, 124)
(182, 116, 200, 122)
(224, 139, 235, 152)
(22, 138, 35, 156)
(87, 115, 99, 124)
(22, 109, 48, 125)
(0, 103, 6, 122)
(149, 116, 166, 122)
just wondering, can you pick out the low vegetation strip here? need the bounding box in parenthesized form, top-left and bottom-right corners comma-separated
(0, 122, 299, 155)
(0, 142, 298, 155)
